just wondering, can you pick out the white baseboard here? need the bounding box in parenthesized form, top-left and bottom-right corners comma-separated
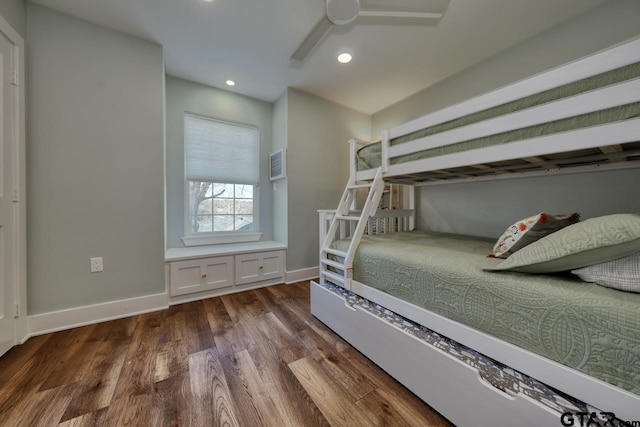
(285, 266, 319, 284)
(27, 292, 168, 338)
(23, 268, 316, 340)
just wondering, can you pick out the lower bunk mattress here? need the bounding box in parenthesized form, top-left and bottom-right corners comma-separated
(330, 230, 640, 396)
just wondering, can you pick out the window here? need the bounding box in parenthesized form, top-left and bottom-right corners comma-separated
(188, 182, 253, 232)
(183, 114, 261, 246)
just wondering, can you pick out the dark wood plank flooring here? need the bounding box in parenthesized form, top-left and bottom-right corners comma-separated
(0, 282, 452, 426)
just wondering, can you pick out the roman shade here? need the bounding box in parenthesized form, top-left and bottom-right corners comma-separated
(185, 114, 259, 185)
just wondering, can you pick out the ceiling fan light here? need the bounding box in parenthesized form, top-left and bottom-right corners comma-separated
(326, 0, 360, 25)
(337, 53, 352, 64)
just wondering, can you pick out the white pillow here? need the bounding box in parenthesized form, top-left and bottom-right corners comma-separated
(572, 252, 640, 293)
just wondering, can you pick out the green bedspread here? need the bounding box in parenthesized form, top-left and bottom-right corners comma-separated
(331, 231, 640, 395)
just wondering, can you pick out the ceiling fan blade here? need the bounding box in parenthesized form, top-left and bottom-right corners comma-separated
(290, 15, 334, 61)
(359, 0, 450, 18)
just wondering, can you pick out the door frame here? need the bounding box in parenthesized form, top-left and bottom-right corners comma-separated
(0, 13, 26, 346)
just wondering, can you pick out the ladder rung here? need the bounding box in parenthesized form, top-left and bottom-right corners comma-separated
(323, 248, 347, 258)
(348, 183, 372, 189)
(321, 259, 345, 270)
(322, 270, 345, 285)
(335, 215, 361, 221)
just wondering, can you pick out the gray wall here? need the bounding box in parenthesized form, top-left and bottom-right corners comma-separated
(272, 92, 288, 246)
(287, 88, 371, 271)
(372, 0, 640, 237)
(165, 76, 274, 248)
(0, 0, 25, 37)
(27, 4, 165, 314)
(417, 169, 640, 239)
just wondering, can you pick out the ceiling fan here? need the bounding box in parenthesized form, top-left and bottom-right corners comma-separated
(291, 0, 451, 61)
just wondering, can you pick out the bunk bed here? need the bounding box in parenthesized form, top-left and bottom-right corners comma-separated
(312, 36, 640, 426)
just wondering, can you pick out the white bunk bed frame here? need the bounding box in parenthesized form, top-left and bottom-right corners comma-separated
(313, 37, 640, 426)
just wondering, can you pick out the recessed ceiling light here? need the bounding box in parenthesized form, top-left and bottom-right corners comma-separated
(337, 52, 352, 64)
(226, 80, 235, 86)
(203, 0, 214, 3)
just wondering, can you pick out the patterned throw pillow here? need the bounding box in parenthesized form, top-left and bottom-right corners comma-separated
(489, 212, 581, 259)
(485, 214, 640, 273)
(572, 252, 640, 293)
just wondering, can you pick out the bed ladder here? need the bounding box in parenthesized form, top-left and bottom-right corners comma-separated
(320, 167, 385, 290)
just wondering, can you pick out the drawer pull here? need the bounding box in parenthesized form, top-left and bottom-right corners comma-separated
(202, 274, 207, 278)
(259, 266, 264, 269)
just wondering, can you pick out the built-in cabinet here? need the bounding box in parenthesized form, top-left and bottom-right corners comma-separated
(170, 256, 235, 296)
(165, 242, 286, 300)
(235, 251, 284, 285)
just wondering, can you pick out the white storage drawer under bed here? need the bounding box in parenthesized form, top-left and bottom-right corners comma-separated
(310, 281, 562, 427)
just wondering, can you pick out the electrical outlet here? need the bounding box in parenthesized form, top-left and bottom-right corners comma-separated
(90, 257, 103, 273)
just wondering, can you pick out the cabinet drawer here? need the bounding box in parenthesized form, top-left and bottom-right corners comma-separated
(170, 256, 234, 296)
(235, 250, 284, 285)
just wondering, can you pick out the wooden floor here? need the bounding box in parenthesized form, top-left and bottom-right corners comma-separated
(0, 281, 452, 427)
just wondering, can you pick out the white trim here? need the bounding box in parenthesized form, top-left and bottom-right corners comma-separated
(181, 231, 263, 246)
(27, 293, 168, 337)
(285, 266, 319, 284)
(0, 13, 27, 347)
(166, 240, 286, 262)
(162, 50, 168, 254)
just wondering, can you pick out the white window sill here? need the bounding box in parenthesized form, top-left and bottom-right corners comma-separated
(166, 240, 286, 262)
(181, 231, 263, 247)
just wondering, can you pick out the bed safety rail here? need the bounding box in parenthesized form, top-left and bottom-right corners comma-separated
(353, 37, 640, 184)
(319, 208, 415, 242)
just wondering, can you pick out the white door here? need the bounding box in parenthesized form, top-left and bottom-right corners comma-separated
(0, 29, 16, 357)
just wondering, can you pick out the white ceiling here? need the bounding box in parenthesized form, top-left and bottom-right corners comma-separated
(29, 0, 607, 114)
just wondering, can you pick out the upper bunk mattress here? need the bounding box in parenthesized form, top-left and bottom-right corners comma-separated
(330, 230, 640, 396)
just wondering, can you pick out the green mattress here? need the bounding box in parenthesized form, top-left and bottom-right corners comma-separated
(330, 231, 640, 395)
